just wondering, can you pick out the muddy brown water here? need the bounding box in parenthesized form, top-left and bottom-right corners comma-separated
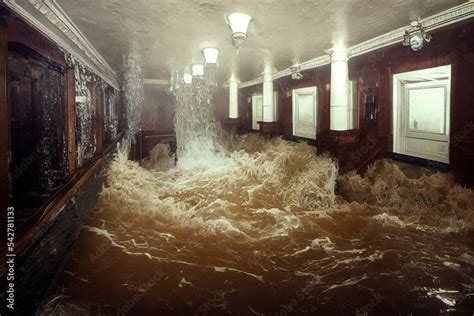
(42, 136, 474, 316)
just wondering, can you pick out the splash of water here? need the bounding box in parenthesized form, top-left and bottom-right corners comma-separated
(66, 53, 97, 166)
(122, 43, 145, 150)
(338, 160, 474, 232)
(41, 57, 474, 315)
(170, 68, 229, 170)
(101, 135, 338, 238)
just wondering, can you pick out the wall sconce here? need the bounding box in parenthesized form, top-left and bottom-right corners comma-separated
(290, 64, 303, 80)
(227, 12, 252, 48)
(403, 21, 432, 51)
(192, 64, 204, 77)
(183, 73, 193, 84)
(202, 47, 219, 64)
(363, 86, 378, 126)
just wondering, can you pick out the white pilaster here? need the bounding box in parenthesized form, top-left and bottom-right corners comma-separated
(263, 65, 275, 122)
(228, 78, 239, 119)
(329, 48, 350, 131)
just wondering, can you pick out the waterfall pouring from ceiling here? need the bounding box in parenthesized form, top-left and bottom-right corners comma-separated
(121, 43, 145, 152)
(170, 67, 227, 170)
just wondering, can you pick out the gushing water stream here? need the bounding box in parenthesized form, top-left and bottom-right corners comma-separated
(42, 73, 474, 316)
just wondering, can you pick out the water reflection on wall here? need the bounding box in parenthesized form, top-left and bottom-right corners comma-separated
(37, 67, 68, 194)
(9, 45, 68, 213)
(66, 54, 121, 167)
(105, 87, 119, 143)
(67, 54, 96, 167)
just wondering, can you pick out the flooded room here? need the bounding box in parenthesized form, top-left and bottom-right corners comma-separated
(1, 0, 474, 315)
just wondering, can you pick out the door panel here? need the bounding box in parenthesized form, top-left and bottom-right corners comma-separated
(252, 95, 263, 130)
(293, 87, 317, 140)
(395, 66, 451, 163)
(405, 137, 449, 162)
(406, 85, 447, 136)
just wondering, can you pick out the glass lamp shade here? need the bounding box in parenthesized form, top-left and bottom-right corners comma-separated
(227, 12, 252, 35)
(202, 47, 219, 64)
(192, 64, 204, 77)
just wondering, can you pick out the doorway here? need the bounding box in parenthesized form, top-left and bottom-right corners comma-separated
(393, 65, 451, 163)
(251, 94, 263, 130)
(292, 86, 317, 140)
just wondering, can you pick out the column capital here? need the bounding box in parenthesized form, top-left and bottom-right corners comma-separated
(262, 64, 276, 76)
(326, 47, 349, 62)
(227, 77, 240, 84)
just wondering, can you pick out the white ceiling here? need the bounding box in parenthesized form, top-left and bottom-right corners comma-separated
(58, 0, 465, 84)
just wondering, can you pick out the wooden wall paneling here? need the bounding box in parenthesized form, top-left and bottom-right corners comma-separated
(94, 84, 103, 153)
(0, 18, 10, 224)
(129, 130, 176, 162)
(378, 67, 390, 150)
(66, 68, 76, 176)
(6, 18, 65, 67)
(450, 42, 474, 186)
(213, 86, 228, 123)
(318, 69, 331, 135)
(277, 80, 292, 137)
(239, 86, 260, 133)
(142, 84, 175, 132)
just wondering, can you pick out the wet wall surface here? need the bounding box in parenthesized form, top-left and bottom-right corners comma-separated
(0, 155, 113, 316)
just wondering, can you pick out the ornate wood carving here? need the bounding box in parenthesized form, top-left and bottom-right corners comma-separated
(3, 0, 119, 89)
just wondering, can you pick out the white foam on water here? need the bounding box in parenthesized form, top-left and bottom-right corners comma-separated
(99, 134, 338, 239)
(373, 213, 406, 227)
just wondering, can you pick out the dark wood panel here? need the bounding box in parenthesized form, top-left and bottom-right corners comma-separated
(66, 68, 76, 176)
(6, 17, 65, 66)
(258, 121, 280, 135)
(0, 4, 126, 247)
(0, 18, 10, 222)
(317, 128, 385, 174)
(94, 85, 104, 153)
(130, 130, 176, 161)
(5, 133, 123, 258)
(239, 85, 262, 133)
(142, 84, 174, 131)
(220, 118, 239, 132)
(239, 66, 331, 139)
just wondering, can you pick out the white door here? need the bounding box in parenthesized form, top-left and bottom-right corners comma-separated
(393, 65, 451, 163)
(293, 87, 317, 140)
(252, 95, 263, 130)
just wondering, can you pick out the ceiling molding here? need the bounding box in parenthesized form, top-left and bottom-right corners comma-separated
(4, 0, 472, 91)
(349, 1, 474, 57)
(241, 55, 331, 88)
(2, 0, 120, 89)
(240, 77, 264, 89)
(240, 1, 474, 88)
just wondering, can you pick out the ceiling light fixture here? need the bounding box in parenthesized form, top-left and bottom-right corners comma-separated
(403, 20, 432, 51)
(192, 64, 204, 77)
(202, 47, 219, 64)
(290, 64, 303, 80)
(227, 12, 252, 48)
